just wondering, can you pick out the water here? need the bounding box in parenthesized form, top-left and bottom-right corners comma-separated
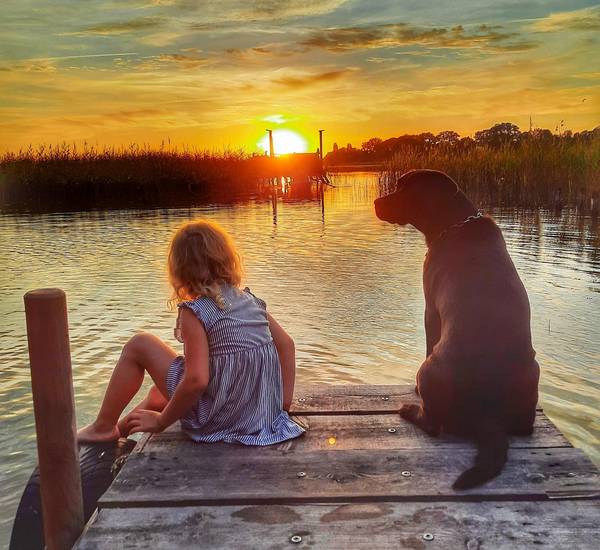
(1, 172, 599, 547)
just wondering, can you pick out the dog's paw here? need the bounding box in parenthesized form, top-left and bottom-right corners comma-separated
(399, 404, 420, 422)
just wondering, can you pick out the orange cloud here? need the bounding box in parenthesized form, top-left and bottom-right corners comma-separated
(65, 16, 166, 36)
(300, 23, 537, 52)
(272, 69, 357, 89)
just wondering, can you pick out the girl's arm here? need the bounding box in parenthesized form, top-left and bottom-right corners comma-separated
(129, 307, 209, 434)
(158, 307, 210, 428)
(267, 313, 295, 411)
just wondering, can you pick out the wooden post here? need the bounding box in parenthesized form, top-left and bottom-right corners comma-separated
(266, 129, 274, 158)
(24, 288, 84, 550)
(319, 129, 324, 160)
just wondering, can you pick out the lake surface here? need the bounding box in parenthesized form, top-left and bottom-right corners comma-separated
(1, 172, 599, 547)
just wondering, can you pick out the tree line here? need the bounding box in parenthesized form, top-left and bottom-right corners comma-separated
(325, 123, 600, 166)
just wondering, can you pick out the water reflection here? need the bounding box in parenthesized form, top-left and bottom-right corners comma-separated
(0, 173, 599, 546)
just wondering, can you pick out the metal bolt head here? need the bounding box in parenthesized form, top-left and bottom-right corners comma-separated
(388, 428, 397, 433)
(297, 471, 306, 478)
(381, 396, 389, 401)
(527, 472, 546, 483)
(401, 471, 412, 477)
(423, 533, 434, 541)
(290, 535, 302, 544)
(298, 398, 306, 402)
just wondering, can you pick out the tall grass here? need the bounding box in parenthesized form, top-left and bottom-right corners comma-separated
(0, 143, 260, 213)
(381, 136, 600, 208)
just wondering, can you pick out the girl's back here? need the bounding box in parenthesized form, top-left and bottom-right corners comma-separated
(167, 284, 304, 445)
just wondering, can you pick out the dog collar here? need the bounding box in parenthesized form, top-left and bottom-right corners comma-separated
(429, 212, 483, 249)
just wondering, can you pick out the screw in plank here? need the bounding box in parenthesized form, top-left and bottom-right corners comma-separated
(290, 535, 302, 544)
(298, 398, 306, 402)
(423, 533, 434, 541)
(297, 471, 306, 478)
(381, 396, 389, 401)
(387, 428, 397, 433)
(527, 473, 546, 483)
(401, 471, 412, 477)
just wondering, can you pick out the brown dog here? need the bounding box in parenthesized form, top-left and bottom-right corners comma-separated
(374, 169, 539, 489)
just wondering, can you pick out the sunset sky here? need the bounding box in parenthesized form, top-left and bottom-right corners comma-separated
(1, 1, 598, 153)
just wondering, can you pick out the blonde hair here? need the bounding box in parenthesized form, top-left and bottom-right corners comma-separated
(168, 220, 243, 309)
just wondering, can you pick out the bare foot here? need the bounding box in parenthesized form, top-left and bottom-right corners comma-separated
(117, 412, 135, 438)
(78, 421, 120, 443)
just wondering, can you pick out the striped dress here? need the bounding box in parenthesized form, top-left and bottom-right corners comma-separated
(166, 284, 305, 445)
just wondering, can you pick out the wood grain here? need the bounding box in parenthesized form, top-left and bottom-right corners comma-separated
(289, 384, 544, 415)
(77, 500, 600, 550)
(155, 411, 569, 451)
(100, 446, 598, 507)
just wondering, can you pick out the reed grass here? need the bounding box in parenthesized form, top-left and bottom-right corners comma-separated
(0, 143, 260, 212)
(381, 136, 600, 208)
(2, 133, 598, 212)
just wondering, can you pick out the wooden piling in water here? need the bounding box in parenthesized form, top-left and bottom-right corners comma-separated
(24, 288, 84, 550)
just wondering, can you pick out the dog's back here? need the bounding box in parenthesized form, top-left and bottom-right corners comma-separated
(425, 216, 536, 372)
(425, 216, 539, 487)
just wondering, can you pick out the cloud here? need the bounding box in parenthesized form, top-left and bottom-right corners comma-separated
(300, 22, 537, 52)
(529, 6, 600, 32)
(242, 0, 348, 19)
(134, 52, 210, 70)
(272, 68, 357, 89)
(0, 61, 57, 73)
(224, 44, 296, 61)
(103, 108, 166, 124)
(66, 16, 166, 36)
(171, 0, 348, 21)
(263, 114, 287, 123)
(157, 53, 209, 69)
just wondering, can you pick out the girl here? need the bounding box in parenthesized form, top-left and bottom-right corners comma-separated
(78, 220, 304, 445)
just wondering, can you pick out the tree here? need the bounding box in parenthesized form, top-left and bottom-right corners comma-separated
(435, 131, 460, 146)
(361, 137, 383, 153)
(474, 123, 522, 147)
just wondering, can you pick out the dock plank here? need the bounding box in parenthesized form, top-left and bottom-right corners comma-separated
(100, 446, 599, 507)
(153, 411, 570, 450)
(289, 384, 545, 415)
(77, 500, 600, 549)
(290, 384, 417, 415)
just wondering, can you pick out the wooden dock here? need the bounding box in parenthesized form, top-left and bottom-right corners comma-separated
(76, 384, 599, 549)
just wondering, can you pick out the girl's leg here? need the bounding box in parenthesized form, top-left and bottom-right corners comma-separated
(78, 332, 177, 442)
(117, 385, 169, 437)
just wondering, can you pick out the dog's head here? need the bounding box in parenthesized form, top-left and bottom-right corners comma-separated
(374, 169, 463, 227)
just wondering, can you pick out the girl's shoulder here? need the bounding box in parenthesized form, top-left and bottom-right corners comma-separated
(177, 294, 221, 329)
(242, 286, 267, 310)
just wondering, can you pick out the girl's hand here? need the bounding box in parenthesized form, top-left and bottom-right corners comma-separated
(128, 409, 166, 434)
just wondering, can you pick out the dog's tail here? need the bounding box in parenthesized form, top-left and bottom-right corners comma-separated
(452, 416, 508, 490)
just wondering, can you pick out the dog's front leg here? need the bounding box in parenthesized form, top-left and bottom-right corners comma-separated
(415, 306, 441, 396)
(399, 404, 441, 437)
(424, 306, 441, 358)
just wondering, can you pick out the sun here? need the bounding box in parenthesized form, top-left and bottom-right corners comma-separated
(257, 129, 308, 155)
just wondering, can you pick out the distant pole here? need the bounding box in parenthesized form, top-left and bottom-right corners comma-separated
(24, 288, 84, 550)
(318, 130, 324, 160)
(266, 129, 274, 158)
